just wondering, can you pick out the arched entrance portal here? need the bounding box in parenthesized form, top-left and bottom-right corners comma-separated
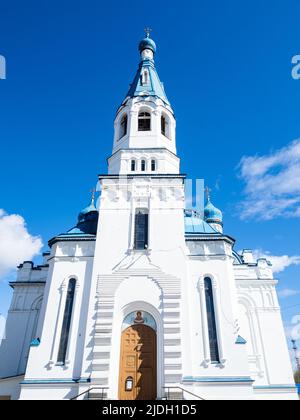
(118, 311, 157, 400)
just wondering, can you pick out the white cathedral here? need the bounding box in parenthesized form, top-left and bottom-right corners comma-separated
(0, 33, 297, 400)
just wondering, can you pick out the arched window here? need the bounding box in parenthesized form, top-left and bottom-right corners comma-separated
(141, 70, 148, 85)
(57, 278, 76, 364)
(151, 159, 156, 172)
(134, 209, 148, 250)
(119, 114, 128, 139)
(161, 114, 169, 138)
(138, 111, 151, 131)
(141, 160, 146, 171)
(204, 277, 220, 363)
(161, 115, 166, 136)
(131, 160, 136, 172)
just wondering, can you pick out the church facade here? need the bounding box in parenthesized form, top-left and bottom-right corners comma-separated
(0, 34, 297, 400)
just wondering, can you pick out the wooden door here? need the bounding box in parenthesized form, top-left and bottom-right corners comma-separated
(119, 324, 157, 400)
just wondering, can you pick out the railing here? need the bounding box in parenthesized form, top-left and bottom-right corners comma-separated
(71, 386, 204, 400)
(70, 387, 109, 400)
(162, 387, 205, 400)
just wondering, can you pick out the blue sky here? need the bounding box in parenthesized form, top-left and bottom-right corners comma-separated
(0, 0, 300, 366)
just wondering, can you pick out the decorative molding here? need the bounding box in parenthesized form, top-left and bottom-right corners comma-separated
(182, 376, 254, 383)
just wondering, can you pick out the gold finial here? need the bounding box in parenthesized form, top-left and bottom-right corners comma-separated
(205, 186, 211, 201)
(144, 27, 152, 38)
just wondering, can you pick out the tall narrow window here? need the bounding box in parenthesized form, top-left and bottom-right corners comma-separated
(151, 159, 156, 171)
(161, 115, 166, 136)
(134, 209, 148, 250)
(131, 160, 136, 171)
(141, 70, 148, 85)
(119, 114, 127, 139)
(204, 277, 220, 363)
(138, 111, 151, 131)
(57, 278, 76, 364)
(141, 160, 146, 171)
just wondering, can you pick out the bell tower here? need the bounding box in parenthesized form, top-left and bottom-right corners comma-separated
(108, 31, 179, 175)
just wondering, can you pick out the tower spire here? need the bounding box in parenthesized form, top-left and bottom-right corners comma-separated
(122, 33, 169, 106)
(110, 32, 178, 174)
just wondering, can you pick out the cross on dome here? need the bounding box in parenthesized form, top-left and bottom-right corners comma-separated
(204, 188, 223, 225)
(144, 27, 152, 38)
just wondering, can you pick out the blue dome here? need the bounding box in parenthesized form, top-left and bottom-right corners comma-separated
(204, 200, 223, 224)
(78, 200, 97, 223)
(138, 37, 156, 54)
(66, 197, 99, 235)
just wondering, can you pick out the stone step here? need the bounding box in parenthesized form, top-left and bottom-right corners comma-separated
(89, 376, 109, 386)
(93, 336, 111, 346)
(92, 353, 110, 361)
(164, 374, 182, 383)
(164, 364, 182, 371)
(163, 319, 181, 325)
(164, 338, 181, 346)
(97, 311, 114, 318)
(90, 365, 110, 375)
(164, 358, 182, 366)
(164, 327, 181, 334)
(88, 392, 108, 400)
(164, 345, 181, 353)
(95, 327, 112, 334)
(164, 351, 181, 359)
(91, 362, 110, 371)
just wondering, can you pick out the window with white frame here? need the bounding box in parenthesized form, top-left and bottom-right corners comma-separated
(151, 159, 156, 171)
(141, 70, 149, 85)
(57, 278, 76, 365)
(131, 160, 136, 171)
(204, 277, 220, 363)
(134, 209, 149, 250)
(119, 114, 128, 139)
(138, 111, 151, 131)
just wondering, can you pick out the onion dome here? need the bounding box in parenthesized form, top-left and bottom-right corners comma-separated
(204, 198, 223, 225)
(138, 31, 156, 54)
(138, 37, 156, 54)
(49, 193, 99, 246)
(78, 197, 97, 223)
(66, 193, 99, 235)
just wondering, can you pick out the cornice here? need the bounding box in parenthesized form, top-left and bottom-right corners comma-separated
(48, 235, 96, 248)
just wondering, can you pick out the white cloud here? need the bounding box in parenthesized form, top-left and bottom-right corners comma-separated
(252, 249, 300, 273)
(0, 315, 6, 346)
(0, 210, 43, 279)
(285, 316, 300, 343)
(237, 139, 300, 220)
(278, 289, 300, 298)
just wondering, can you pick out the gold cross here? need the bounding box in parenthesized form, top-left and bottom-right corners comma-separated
(144, 27, 152, 38)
